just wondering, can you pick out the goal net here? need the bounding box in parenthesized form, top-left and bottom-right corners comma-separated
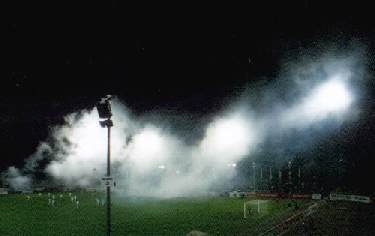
(243, 200, 269, 218)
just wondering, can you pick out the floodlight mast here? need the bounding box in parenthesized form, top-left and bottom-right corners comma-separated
(252, 162, 256, 192)
(96, 95, 113, 236)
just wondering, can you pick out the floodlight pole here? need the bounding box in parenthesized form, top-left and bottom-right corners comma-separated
(106, 123, 112, 236)
(252, 162, 256, 192)
(96, 95, 113, 236)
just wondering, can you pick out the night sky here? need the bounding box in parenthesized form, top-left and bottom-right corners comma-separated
(2, 1, 375, 191)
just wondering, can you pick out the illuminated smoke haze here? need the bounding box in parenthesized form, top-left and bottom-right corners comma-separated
(5, 167, 32, 191)
(6, 45, 368, 197)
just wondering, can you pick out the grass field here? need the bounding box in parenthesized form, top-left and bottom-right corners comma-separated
(0, 192, 308, 235)
(285, 201, 375, 235)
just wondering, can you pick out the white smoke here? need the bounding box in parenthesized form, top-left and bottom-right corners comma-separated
(280, 72, 354, 128)
(10, 45, 367, 196)
(13, 98, 260, 197)
(5, 167, 32, 191)
(45, 101, 136, 187)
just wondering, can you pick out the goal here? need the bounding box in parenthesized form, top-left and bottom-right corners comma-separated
(243, 200, 261, 218)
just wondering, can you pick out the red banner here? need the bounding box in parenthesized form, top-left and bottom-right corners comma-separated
(291, 194, 311, 199)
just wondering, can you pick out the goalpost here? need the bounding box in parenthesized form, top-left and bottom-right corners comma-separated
(243, 200, 261, 219)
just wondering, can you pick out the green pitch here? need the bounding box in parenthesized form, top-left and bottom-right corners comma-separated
(0, 193, 306, 235)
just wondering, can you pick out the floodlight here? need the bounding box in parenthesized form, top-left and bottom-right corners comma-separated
(227, 163, 237, 167)
(100, 119, 114, 128)
(309, 78, 352, 113)
(283, 77, 354, 125)
(95, 95, 114, 236)
(97, 95, 112, 119)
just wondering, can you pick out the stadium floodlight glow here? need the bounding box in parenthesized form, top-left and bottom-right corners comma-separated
(283, 76, 354, 125)
(308, 78, 353, 114)
(130, 127, 167, 170)
(96, 94, 114, 236)
(201, 115, 253, 161)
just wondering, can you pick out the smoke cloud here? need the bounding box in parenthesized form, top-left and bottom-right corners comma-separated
(6, 44, 368, 196)
(5, 167, 32, 191)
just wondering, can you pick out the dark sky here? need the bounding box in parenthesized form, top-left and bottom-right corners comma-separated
(2, 2, 375, 172)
